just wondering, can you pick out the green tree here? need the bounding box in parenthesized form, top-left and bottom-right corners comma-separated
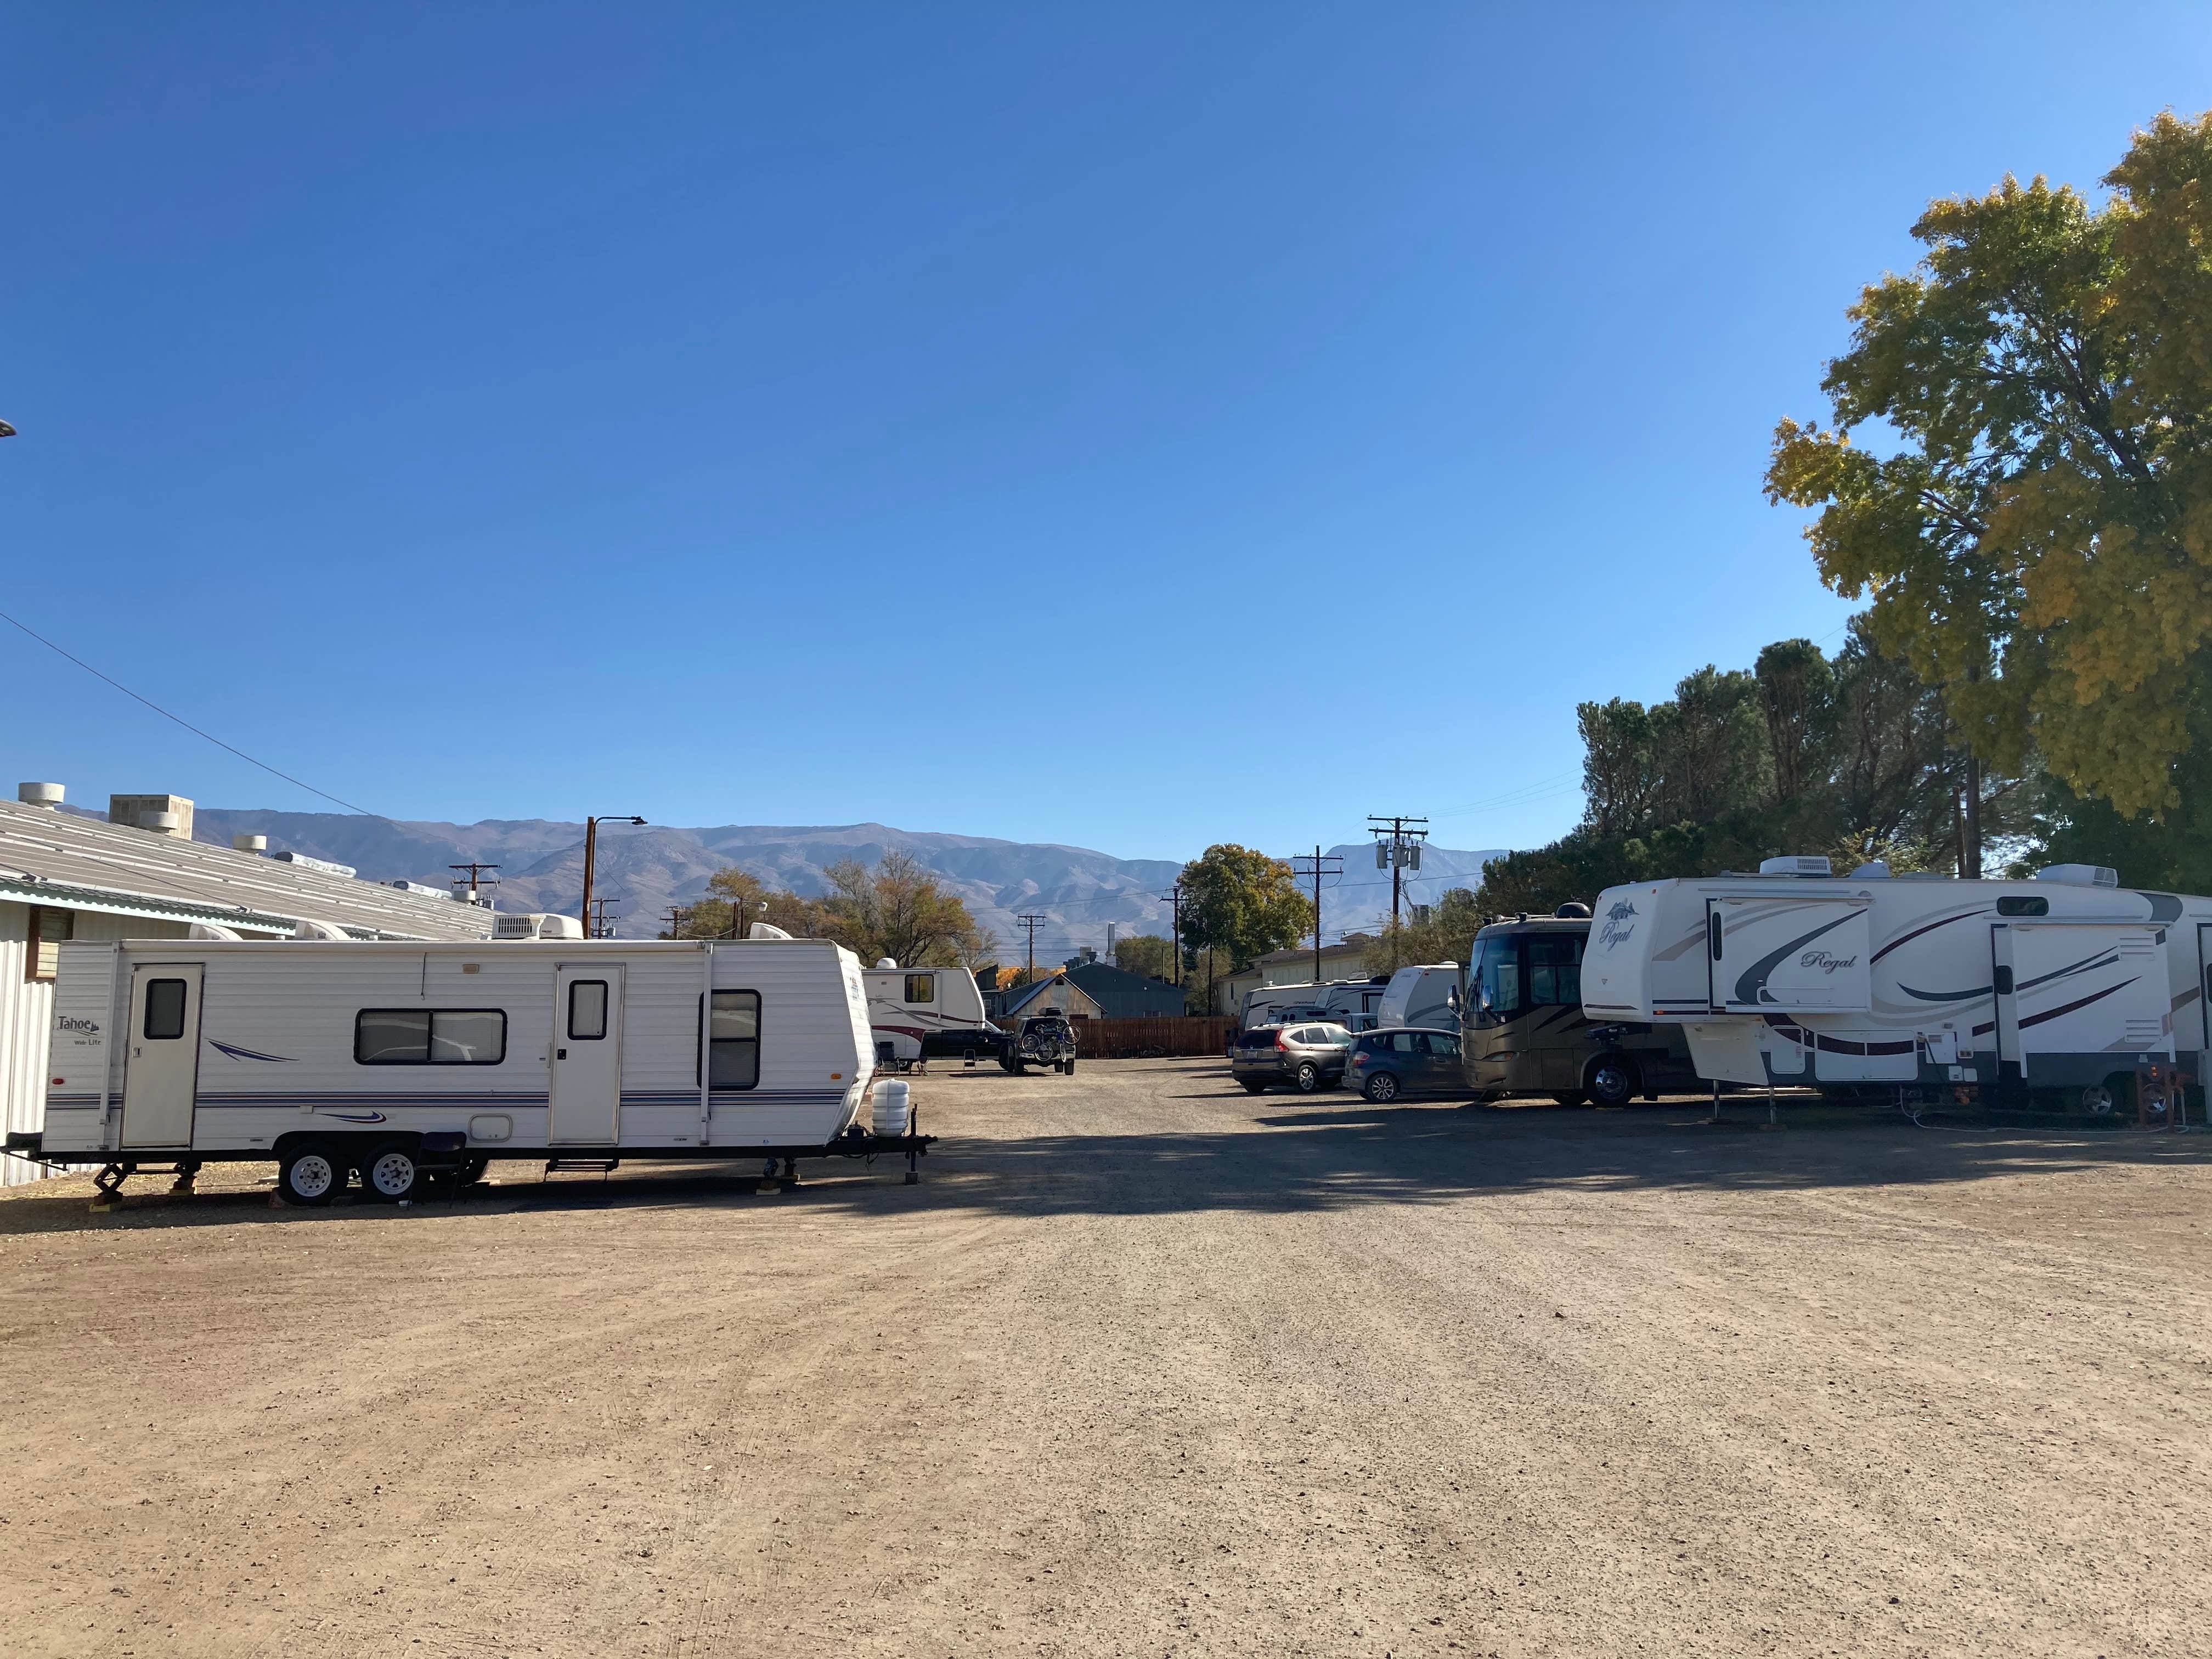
(817, 852, 994, 968)
(1178, 844, 1313, 972)
(1110, 933, 1177, 983)
(1363, 888, 1485, 976)
(1766, 110, 2212, 828)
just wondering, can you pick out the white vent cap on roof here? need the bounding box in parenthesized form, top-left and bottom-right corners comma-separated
(752, 923, 794, 940)
(2034, 863, 2120, 888)
(875, 957, 898, 969)
(190, 923, 246, 941)
(17, 782, 63, 808)
(233, 833, 268, 853)
(291, 918, 352, 940)
(1758, 855, 1833, 877)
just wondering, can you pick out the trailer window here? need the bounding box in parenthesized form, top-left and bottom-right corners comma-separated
(143, 979, 188, 1040)
(903, 973, 935, 1003)
(697, 990, 761, 1090)
(1527, 933, 1583, 1007)
(354, 1009, 508, 1065)
(1996, 896, 2050, 917)
(567, 979, 610, 1041)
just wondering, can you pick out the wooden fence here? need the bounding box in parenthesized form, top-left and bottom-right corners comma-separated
(1072, 1015, 1234, 1059)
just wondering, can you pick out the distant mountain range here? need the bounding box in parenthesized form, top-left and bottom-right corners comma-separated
(158, 807, 1503, 956)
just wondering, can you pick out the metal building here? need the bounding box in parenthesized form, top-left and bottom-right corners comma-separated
(1, 783, 494, 1186)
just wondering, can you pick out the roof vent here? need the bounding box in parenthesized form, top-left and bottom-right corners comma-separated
(233, 833, 268, 854)
(1758, 855, 1832, 877)
(1850, 859, 1892, 878)
(2034, 863, 2120, 888)
(270, 849, 357, 878)
(1554, 901, 1592, 918)
(290, 918, 352, 941)
(751, 923, 794, 940)
(189, 923, 246, 941)
(17, 782, 63, 809)
(875, 957, 898, 969)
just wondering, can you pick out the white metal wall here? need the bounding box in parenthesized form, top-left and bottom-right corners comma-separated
(0, 905, 190, 1186)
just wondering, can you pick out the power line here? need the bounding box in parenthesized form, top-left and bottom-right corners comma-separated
(0, 606, 379, 816)
(1290, 847, 1344, 984)
(1015, 913, 1047, 983)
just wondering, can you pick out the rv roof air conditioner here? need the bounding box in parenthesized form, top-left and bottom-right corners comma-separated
(1758, 855, 1833, 877)
(492, 912, 586, 940)
(2034, 864, 2120, 888)
(875, 956, 898, 969)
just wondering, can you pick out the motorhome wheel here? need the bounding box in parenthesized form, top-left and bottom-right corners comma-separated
(279, 1146, 341, 1207)
(362, 1143, 420, 1203)
(1585, 1054, 1638, 1108)
(1363, 1071, 1401, 1103)
(1296, 1062, 1321, 1092)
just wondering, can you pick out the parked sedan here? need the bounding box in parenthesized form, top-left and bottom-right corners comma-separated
(1344, 1026, 1466, 1102)
(1231, 1022, 1354, 1093)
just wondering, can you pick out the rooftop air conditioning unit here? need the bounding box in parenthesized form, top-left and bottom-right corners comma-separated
(1758, 855, 1833, 877)
(2034, 864, 2120, 888)
(493, 912, 586, 940)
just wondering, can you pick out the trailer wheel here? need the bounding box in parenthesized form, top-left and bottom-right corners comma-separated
(361, 1142, 421, 1203)
(1585, 1053, 1639, 1108)
(279, 1144, 342, 1207)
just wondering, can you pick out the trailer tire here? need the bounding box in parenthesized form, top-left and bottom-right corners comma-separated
(1584, 1053, 1639, 1108)
(361, 1142, 421, 1203)
(279, 1144, 342, 1207)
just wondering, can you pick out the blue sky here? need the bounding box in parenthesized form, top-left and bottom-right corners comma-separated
(4, 5, 2208, 861)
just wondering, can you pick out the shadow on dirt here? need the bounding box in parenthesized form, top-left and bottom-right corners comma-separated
(6, 1086, 2208, 1235)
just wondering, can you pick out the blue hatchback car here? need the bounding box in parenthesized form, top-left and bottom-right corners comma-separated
(1343, 1027, 1465, 1102)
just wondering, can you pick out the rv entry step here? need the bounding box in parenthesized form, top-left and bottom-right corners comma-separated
(543, 1157, 621, 1175)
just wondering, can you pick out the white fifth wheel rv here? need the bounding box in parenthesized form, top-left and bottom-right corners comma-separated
(1581, 857, 2211, 1109)
(23, 935, 912, 1204)
(861, 960, 1005, 1064)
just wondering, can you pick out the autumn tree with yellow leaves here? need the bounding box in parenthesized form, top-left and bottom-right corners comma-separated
(1767, 109, 2212, 887)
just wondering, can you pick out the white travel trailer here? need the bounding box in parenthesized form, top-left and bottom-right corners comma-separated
(1321, 978, 1390, 1031)
(1582, 857, 2211, 1108)
(862, 961, 1003, 1063)
(1238, 981, 1336, 1031)
(24, 935, 904, 1204)
(1378, 963, 1461, 1031)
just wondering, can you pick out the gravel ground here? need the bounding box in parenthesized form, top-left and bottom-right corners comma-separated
(2, 1058, 2209, 1657)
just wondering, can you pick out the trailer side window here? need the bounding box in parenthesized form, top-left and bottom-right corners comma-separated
(1995, 896, 2050, 917)
(355, 1009, 507, 1064)
(567, 980, 610, 1041)
(903, 973, 935, 1003)
(1527, 934, 1583, 1007)
(697, 990, 761, 1090)
(143, 979, 188, 1040)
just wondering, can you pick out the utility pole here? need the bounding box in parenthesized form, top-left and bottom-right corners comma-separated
(1016, 913, 1047, 984)
(579, 814, 647, 934)
(661, 905, 691, 939)
(1159, 883, 1186, 988)
(449, 862, 500, 905)
(1367, 815, 1429, 972)
(588, 899, 619, 939)
(1291, 846, 1344, 984)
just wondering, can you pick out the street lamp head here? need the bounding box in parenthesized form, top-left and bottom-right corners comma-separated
(0, 419, 16, 438)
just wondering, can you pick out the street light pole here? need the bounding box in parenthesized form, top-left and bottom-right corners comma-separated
(579, 814, 647, 934)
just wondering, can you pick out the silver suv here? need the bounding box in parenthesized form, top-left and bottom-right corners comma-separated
(1232, 1022, 1353, 1094)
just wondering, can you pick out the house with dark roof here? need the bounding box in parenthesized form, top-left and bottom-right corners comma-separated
(1062, 961, 1183, 1018)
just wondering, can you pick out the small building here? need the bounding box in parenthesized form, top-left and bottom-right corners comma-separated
(1, 783, 495, 1186)
(1061, 961, 1183, 1018)
(994, 973, 1106, 1025)
(1213, 935, 1378, 1015)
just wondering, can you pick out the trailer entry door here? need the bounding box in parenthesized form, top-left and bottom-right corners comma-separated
(121, 963, 202, 1148)
(550, 964, 625, 1143)
(1706, 895, 1872, 1013)
(2198, 924, 2212, 1052)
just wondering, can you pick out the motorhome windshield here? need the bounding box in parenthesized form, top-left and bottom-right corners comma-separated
(1470, 935, 1521, 1024)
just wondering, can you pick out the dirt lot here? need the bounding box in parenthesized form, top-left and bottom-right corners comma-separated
(3, 1059, 2210, 1657)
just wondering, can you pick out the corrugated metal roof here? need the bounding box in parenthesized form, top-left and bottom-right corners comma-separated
(0, 798, 494, 942)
